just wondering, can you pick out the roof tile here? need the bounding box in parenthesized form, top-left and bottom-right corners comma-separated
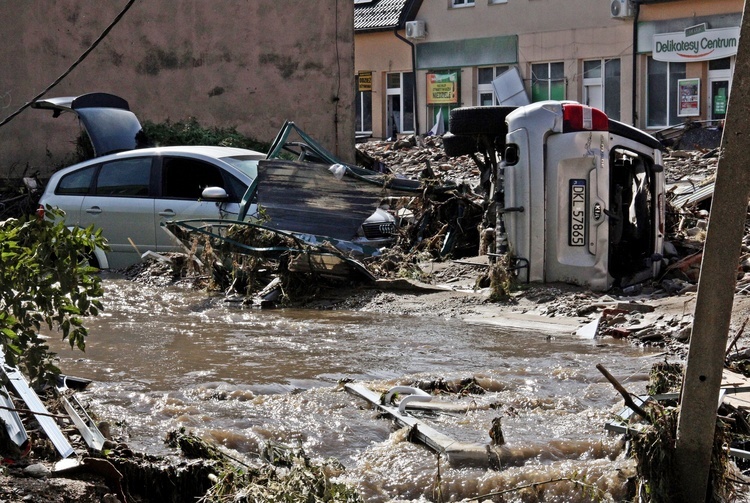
(355, 0, 409, 31)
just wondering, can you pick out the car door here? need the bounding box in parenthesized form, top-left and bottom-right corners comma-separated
(78, 157, 156, 268)
(154, 155, 243, 252)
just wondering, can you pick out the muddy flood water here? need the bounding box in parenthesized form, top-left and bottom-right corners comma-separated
(47, 275, 663, 502)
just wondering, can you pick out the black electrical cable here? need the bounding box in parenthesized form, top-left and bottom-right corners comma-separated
(0, 0, 138, 129)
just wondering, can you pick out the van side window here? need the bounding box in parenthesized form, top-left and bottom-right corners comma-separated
(162, 157, 230, 200)
(95, 158, 152, 196)
(57, 165, 97, 195)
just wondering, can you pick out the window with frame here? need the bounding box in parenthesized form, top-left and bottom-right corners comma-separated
(355, 81, 372, 135)
(647, 57, 686, 127)
(583, 58, 621, 121)
(452, 0, 474, 7)
(531, 62, 565, 102)
(95, 158, 152, 197)
(161, 157, 229, 200)
(57, 165, 97, 195)
(386, 72, 415, 137)
(477, 65, 510, 106)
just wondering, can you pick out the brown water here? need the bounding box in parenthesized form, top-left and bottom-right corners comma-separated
(49, 276, 662, 502)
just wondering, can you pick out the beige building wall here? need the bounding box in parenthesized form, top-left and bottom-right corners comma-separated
(0, 0, 355, 177)
(355, 31, 413, 139)
(635, 0, 743, 129)
(411, 0, 636, 131)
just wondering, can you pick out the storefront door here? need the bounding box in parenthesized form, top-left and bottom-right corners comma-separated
(708, 58, 732, 121)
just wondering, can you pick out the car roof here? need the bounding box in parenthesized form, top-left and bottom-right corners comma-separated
(32, 93, 143, 157)
(60, 145, 265, 167)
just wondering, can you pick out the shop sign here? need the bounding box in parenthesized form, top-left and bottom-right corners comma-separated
(426, 71, 458, 105)
(358, 72, 372, 92)
(653, 26, 740, 62)
(678, 78, 700, 117)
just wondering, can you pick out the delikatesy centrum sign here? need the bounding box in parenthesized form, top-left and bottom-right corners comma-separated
(653, 26, 740, 62)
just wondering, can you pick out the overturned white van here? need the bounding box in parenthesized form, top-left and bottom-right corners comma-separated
(450, 101, 665, 290)
(497, 101, 665, 291)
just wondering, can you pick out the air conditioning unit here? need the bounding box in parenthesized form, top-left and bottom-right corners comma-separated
(610, 0, 633, 18)
(405, 20, 426, 39)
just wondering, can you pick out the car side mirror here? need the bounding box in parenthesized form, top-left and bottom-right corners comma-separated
(201, 186, 228, 200)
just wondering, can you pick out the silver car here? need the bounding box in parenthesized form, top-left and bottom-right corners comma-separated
(37, 145, 265, 269)
(35, 93, 396, 269)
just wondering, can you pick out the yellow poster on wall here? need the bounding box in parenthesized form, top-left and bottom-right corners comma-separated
(358, 72, 372, 92)
(427, 71, 458, 105)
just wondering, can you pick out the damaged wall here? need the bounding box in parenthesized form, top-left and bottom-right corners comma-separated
(0, 0, 355, 177)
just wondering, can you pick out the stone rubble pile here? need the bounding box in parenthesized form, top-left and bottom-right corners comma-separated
(357, 135, 481, 188)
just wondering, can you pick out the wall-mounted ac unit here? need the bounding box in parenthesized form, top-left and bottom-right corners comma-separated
(610, 0, 633, 18)
(405, 20, 426, 39)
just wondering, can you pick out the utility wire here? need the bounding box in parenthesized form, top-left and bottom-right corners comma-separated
(0, 0, 138, 129)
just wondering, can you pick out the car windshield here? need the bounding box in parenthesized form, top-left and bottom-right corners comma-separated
(221, 156, 260, 179)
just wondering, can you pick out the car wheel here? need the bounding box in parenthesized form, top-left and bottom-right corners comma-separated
(442, 132, 478, 158)
(449, 106, 517, 137)
(80, 248, 101, 270)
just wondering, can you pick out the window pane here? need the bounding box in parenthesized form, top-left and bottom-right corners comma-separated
(162, 158, 226, 200)
(478, 67, 494, 85)
(647, 58, 668, 127)
(480, 92, 494, 106)
(532, 80, 549, 102)
(387, 73, 400, 89)
(96, 158, 151, 196)
(550, 80, 565, 101)
(58, 166, 96, 195)
(532, 63, 548, 80)
(402, 72, 415, 132)
(584, 60, 602, 79)
(604, 58, 621, 120)
(550, 62, 564, 80)
(709, 57, 731, 71)
(359, 91, 372, 132)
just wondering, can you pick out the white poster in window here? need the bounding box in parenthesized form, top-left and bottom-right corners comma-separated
(678, 78, 700, 117)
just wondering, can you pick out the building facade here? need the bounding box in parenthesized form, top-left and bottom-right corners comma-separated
(636, 0, 741, 129)
(355, 0, 743, 138)
(0, 0, 356, 176)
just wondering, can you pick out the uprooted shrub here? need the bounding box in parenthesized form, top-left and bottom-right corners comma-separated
(164, 429, 362, 502)
(0, 208, 105, 383)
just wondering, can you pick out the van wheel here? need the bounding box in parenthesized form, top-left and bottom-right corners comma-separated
(449, 106, 516, 137)
(443, 132, 478, 158)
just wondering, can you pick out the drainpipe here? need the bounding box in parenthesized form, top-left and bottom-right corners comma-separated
(394, 26, 420, 135)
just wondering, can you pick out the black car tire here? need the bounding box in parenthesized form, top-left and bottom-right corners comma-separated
(449, 106, 517, 137)
(442, 132, 478, 158)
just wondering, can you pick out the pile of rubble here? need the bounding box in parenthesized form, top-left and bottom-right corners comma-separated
(357, 134, 481, 187)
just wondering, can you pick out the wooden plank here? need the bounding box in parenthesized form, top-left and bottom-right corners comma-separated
(345, 383, 491, 467)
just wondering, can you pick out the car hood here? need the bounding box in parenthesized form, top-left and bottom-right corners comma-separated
(31, 93, 143, 157)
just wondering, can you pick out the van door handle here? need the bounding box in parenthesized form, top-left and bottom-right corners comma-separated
(158, 210, 176, 217)
(85, 206, 102, 215)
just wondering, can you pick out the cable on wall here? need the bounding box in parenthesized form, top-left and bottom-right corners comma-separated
(0, 0, 138, 129)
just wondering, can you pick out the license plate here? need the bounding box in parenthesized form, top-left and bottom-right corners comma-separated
(569, 179, 586, 247)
